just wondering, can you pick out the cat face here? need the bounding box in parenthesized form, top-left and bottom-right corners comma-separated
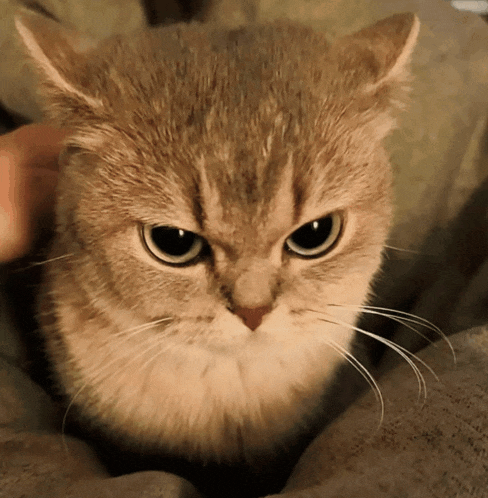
(17, 13, 418, 461)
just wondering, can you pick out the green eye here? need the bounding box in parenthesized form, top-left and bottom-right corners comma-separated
(285, 213, 342, 258)
(142, 225, 205, 265)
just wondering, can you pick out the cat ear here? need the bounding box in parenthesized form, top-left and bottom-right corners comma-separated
(332, 13, 419, 139)
(336, 12, 419, 91)
(15, 10, 103, 120)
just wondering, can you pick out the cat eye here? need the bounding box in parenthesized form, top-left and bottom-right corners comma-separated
(285, 213, 342, 258)
(142, 225, 206, 265)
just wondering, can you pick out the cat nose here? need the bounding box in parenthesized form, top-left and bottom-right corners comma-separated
(233, 305, 271, 331)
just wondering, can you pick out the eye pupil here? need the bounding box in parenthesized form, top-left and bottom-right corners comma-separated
(290, 218, 333, 250)
(286, 214, 341, 257)
(142, 225, 205, 265)
(151, 227, 196, 257)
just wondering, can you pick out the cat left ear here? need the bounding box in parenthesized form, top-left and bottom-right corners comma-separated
(15, 10, 103, 119)
(335, 12, 420, 94)
(331, 13, 419, 140)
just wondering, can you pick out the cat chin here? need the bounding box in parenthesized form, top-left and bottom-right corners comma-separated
(53, 298, 354, 462)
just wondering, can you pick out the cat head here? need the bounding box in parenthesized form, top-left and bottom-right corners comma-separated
(15, 12, 419, 458)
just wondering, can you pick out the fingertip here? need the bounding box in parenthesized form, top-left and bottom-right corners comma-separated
(0, 210, 32, 262)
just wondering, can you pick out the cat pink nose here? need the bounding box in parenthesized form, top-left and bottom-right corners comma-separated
(234, 305, 271, 331)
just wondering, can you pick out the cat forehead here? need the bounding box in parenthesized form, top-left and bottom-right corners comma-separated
(78, 75, 385, 236)
(79, 26, 341, 221)
(93, 24, 352, 200)
(92, 119, 382, 242)
(94, 21, 334, 123)
(123, 21, 330, 77)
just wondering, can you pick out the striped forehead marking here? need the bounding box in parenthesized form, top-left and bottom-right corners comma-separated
(195, 152, 296, 248)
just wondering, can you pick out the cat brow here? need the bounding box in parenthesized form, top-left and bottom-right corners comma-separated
(194, 151, 298, 226)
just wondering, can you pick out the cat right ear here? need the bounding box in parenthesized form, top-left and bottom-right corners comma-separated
(15, 10, 103, 120)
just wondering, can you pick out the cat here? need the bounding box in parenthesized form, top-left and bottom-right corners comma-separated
(16, 10, 419, 497)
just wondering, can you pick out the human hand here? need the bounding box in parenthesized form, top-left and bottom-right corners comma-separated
(0, 124, 66, 262)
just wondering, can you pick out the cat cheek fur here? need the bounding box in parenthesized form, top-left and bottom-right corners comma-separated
(18, 11, 418, 464)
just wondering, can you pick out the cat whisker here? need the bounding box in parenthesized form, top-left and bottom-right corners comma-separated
(92, 316, 173, 350)
(112, 333, 173, 375)
(30, 253, 75, 266)
(330, 303, 456, 363)
(138, 340, 175, 373)
(10, 253, 74, 273)
(325, 338, 384, 427)
(359, 305, 444, 334)
(383, 244, 423, 255)
(310, 310, 435, 400)
(85, 335, 174, 408)
(82, 317, 173, 378)
(61, 380, 90, 454)
(109, 316, 173, 340)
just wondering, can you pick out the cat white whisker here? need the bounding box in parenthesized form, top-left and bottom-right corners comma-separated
(11, 253, 74, 273)
(61, 380, 90, 454)
(81, 318, 173, 379)
(30, 253, 74, 266)
(325, 338, 384, 427)
(137, 339, 177, 373)
(311, 310, 435, 400)
(109, 316, 173, 340)
(92, 316, 173, 350)
(114, 334, 173, 374)
(383, 244, 423, 255)
(330, 303, 456, 363)
(83, 340, 156, 390)
(360, 305, 443, 333)
(330, 304, 433, 343)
